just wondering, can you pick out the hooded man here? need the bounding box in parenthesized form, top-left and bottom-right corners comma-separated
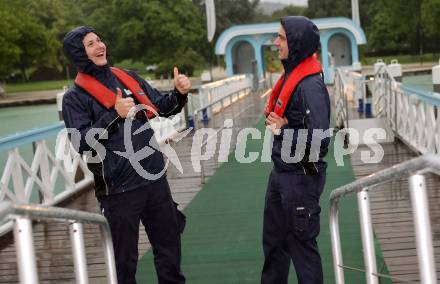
(62, 26, 189, 284)
(261, 16, 330, 284)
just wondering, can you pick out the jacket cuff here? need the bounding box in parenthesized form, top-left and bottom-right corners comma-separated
(174, 88, 188, 105)
(274, 124, 288, 140)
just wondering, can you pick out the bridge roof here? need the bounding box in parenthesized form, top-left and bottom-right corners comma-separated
(215, 17, 367, 55)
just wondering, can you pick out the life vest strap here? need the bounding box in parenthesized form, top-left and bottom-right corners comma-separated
(265, 56, 322, 117)
(75, 67, 158, 118)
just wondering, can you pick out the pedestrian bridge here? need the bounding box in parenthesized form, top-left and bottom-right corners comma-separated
(1, 67, 440, 283)
(216, 17, 366, 83)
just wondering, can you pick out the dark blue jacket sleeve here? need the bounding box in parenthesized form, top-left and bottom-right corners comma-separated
(62, 90, 119, 155)
(127, 71, 188, 117)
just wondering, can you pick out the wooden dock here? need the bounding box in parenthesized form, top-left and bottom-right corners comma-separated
(0, 90, 263, 283)
(2, 83, 440, 283)
(349, 141, 440, 283)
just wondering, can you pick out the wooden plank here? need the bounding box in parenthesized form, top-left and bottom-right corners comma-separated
(0, 90, 264, 283)
(350, 140, 440, 283)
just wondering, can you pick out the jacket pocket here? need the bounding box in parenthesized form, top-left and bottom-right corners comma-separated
(292, 204, 321, 241)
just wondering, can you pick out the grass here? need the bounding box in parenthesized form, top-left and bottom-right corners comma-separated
(4, 79, 71, 93)
(3, 70, 203, 94)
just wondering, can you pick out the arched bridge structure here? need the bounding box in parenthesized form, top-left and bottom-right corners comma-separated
(215, 17, 367, 83)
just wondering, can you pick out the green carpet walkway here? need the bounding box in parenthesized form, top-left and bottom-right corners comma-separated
(137, 120, 389, 283)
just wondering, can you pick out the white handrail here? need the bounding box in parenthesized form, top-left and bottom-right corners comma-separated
(329, 154, 440, 283)
(334, 64, 440, 155)
(0, 201, 117, 284)
(0, 124, 94, 235)
(197, 75, 252, 120)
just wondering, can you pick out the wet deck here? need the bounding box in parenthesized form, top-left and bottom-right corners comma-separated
(0, 89, 263, 283)
(2, 84, 440, 283)
(350, 142, 440, 283)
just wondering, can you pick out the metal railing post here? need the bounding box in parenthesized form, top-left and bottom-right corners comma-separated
(70, 222, 89, 284)
(13, 216, 38, 284)
(357, 189, 379, 284)
(329, 200, 345, 284)
(200, 154, 206, 184)
(409, 174, 437, 284)
(100, 225, 118, 284)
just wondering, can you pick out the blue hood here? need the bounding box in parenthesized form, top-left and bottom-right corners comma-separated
(280, 16, 320, 73)
(63, 26, 108, 75)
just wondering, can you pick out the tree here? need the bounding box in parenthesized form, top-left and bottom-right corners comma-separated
(0, 4, 21, 80)
(193, 0, 260, 41)
(0, 0, 56, 81)
(421, 0, 440, 52)
(271, 5, 306, 20)
(95, 0, 208, 76)
(305, 0, 350, 19)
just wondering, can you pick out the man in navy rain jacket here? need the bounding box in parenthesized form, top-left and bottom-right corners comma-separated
(62, 26, 189, 284)
(262, 16, 330, 284)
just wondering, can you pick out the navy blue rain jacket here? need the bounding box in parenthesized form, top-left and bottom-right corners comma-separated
(271, 17, 330, 174)
(62, 26, 187, 196)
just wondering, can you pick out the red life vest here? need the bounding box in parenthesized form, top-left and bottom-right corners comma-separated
(75, 67, 159, 118)
(265, 55, 322, 117)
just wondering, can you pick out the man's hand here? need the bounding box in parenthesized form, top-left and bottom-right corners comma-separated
(265, 112, 288, 135)
(114, 88, 135, 118)
(174, 67, 191, 95)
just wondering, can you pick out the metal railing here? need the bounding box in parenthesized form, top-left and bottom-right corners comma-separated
(329, 154, 440, 284)
(333, 64, 440, 155)
(373, 65, 440, 154)
(150, 108, 187, 144)
(0, 201, 117, 284)
(197, 75, 253, 121)
(0, 123, 94, 235)
(193, 76, 268, 183)
(333, 68, 351, 129)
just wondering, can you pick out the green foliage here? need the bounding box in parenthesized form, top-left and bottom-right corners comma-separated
(5, 79, 70, 93)
(193, 0, 260, 41)
(271, 5, 306, 20)
(0, 3, 21, 79)
(304, 0, 440, 56)
(264, 48, 283, 73)
(305, 0, 351, 19)
(421, 0, 440, 49)
(113, 59, 148, 72)
(0, 0, 210, 82)
(1, 0, 439, 83)
(0, 1, 55, 80)
(155, 48, 203, 77)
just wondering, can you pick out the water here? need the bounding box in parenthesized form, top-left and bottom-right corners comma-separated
(0, 104, 59, 203)
(402, 74, 433, 92)
(0, 104, 58, 138)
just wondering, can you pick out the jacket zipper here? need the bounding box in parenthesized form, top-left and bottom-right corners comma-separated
(89, 116, 119, 196)
(96, 151, 110, 196)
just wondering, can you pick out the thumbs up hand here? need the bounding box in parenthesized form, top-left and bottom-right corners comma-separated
(173, 67, 191, 95)
(114, 88, 135, 118)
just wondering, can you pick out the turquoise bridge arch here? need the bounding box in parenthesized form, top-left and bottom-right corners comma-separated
(215, 17, 367, 84)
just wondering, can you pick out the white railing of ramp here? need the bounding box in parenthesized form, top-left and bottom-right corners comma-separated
(0, 201, 117, 284)
(330, 154, 440, 283)
(374, 65, 440, 154)
(197, 75, 252, 120)
(0, 110, 187, 236)
(0, 123, 94, 236)
(149, 109, 187, 143)
(334, 65, 440, 155)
